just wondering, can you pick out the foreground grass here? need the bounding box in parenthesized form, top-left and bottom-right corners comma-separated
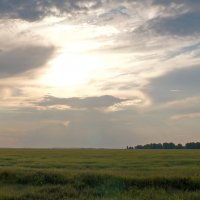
(0, 149, 200, 199)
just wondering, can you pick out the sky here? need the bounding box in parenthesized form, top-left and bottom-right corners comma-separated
(0, 0, 199, 148)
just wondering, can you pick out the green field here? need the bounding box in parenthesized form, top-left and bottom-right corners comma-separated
(0, 149, 200, 200)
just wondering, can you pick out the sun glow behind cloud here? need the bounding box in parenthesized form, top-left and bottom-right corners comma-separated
(42, 53, 91, 88)
(40, 50, 116, 92)
(35, 20, 124, 94)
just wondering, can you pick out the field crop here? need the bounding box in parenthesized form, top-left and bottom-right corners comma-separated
(0, 149, 200, 199)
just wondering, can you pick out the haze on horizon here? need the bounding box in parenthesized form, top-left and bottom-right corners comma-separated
(0, 0, 199, 148)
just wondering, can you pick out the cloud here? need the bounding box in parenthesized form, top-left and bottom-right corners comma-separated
(166, 96, 200, 109)
(170, 112, 200, 121)
(0, 86, 23, 100)
(0, 45, 55, 77)
(43, 119, 70, 127)
(0, 93, 199, 148)
(152, 0, 200, 7)
(149, 12, 200, 36)
(145, 65, 200, 103)
(0, 105, 142, 148)
(0, 0, 102, 21)
(36, 95, 128, 109)
(130, 0, 200, 39)
(166, 42, 200, 59)
(97, 5, 129, 24)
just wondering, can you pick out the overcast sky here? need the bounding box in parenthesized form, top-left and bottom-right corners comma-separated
(0, 0, 199, 148)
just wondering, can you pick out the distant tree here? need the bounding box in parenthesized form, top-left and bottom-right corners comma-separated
(169, 142, 176, 149)
(197, 142, 200, 149)
(162, 142, 176, 149)
(185, 142, 200, 149)
(176, 144, 183, 149)
(163, 143, 170, 149)
(135, 145, 143, 149)
(131, 142, 200, 150)
(154, 143, 163, 149)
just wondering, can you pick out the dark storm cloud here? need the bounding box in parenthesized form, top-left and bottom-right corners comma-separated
(0, 0, 102, 21)
(145, 66, 200, 103)
(37, 95, 127, 109)
(0, 45, 55, 77)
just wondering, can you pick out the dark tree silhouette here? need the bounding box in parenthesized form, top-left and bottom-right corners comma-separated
(132, 142, 200, 149)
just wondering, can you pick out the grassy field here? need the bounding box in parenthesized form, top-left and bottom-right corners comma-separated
(0, 149, 200, 199)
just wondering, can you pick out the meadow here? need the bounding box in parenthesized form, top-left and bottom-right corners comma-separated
(0, 149, 200, 200)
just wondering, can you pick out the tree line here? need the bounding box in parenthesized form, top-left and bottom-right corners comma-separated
(127, 142, 200, 149)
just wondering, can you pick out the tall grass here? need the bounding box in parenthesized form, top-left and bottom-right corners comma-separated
(0, 149, 200, 199)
